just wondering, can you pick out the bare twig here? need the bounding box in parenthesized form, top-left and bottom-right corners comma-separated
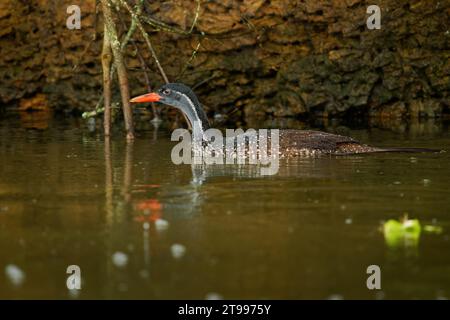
(116, 3, 160, 121)
(101, 0, 134, 140)
(102, 23, 113, 136)
(177, 40, 202, 81)
(120, 0, 144, 51)
(189, 0, 201, 33)
(140, 0, 201, 36)
(118, 0, 168, 83)
(118, 0, 193, 128)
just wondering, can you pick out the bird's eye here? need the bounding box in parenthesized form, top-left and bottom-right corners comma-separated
(162, 88, 171, 95)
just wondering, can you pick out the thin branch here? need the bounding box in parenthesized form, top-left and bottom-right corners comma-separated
(118, 0, 193, 128)
(120, 0, 144, 51)
(188, 0, 201, 34)
(118, 0, 168, 83)
(116, 4, 160, 121)
(101, 0, 134, 140)
(102, 23, 113, 136)
(176, 40, 202, 81)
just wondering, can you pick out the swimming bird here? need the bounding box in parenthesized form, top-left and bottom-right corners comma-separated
(130, 83, 438, 157)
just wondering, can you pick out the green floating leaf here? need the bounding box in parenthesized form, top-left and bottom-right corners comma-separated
(383, 218, 421, 248)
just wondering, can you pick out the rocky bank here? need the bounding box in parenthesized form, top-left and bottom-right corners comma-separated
(0, 0, 449, 125)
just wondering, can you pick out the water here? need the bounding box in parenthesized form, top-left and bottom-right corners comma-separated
(1, 113, 450, 299)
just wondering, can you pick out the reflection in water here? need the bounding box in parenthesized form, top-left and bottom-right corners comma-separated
(0, 114, 450, 299)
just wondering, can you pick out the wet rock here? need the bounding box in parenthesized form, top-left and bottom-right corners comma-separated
(18, 94, 49, 112)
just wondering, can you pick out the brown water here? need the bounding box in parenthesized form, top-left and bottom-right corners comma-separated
(1, 113, 450, 299)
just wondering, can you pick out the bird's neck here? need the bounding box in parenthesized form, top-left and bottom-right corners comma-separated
(184, 104, 210, 136)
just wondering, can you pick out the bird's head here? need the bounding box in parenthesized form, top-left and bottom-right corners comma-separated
(130, 83, 210, 132)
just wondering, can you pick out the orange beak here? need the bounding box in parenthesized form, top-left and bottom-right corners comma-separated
(130, 92, 161, 103)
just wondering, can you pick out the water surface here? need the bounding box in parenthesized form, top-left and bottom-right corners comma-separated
(1, 114, 449, 299)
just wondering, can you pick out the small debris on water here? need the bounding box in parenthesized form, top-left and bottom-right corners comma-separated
(424, 225, 443, 234)
(143, 222, 150, 230)
(171, 244, 186, 259)
(345, 218, 353, 225)
(423, 179, 431, 186)
(112, 252, 128, 268)
(393, 181, 401, 185)
(5, 264, 25, 286)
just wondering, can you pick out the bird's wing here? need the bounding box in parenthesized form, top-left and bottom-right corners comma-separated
(279, 130, 360, 152)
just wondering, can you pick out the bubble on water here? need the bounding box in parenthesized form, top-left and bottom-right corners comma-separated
(345, 218, 353, 225)
(171, 244, 186, 259)
(205, 292, 223, 300)
(393, 181, 401, 185)
(423, 179, 431, 186)
(154, 219, 169, 231)
(410, 157, 418, 163)
(5, 264, 25, 286)
(112, 252, 128, 268)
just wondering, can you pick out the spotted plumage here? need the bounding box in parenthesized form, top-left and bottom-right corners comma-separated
(130, 83, 440, 157)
